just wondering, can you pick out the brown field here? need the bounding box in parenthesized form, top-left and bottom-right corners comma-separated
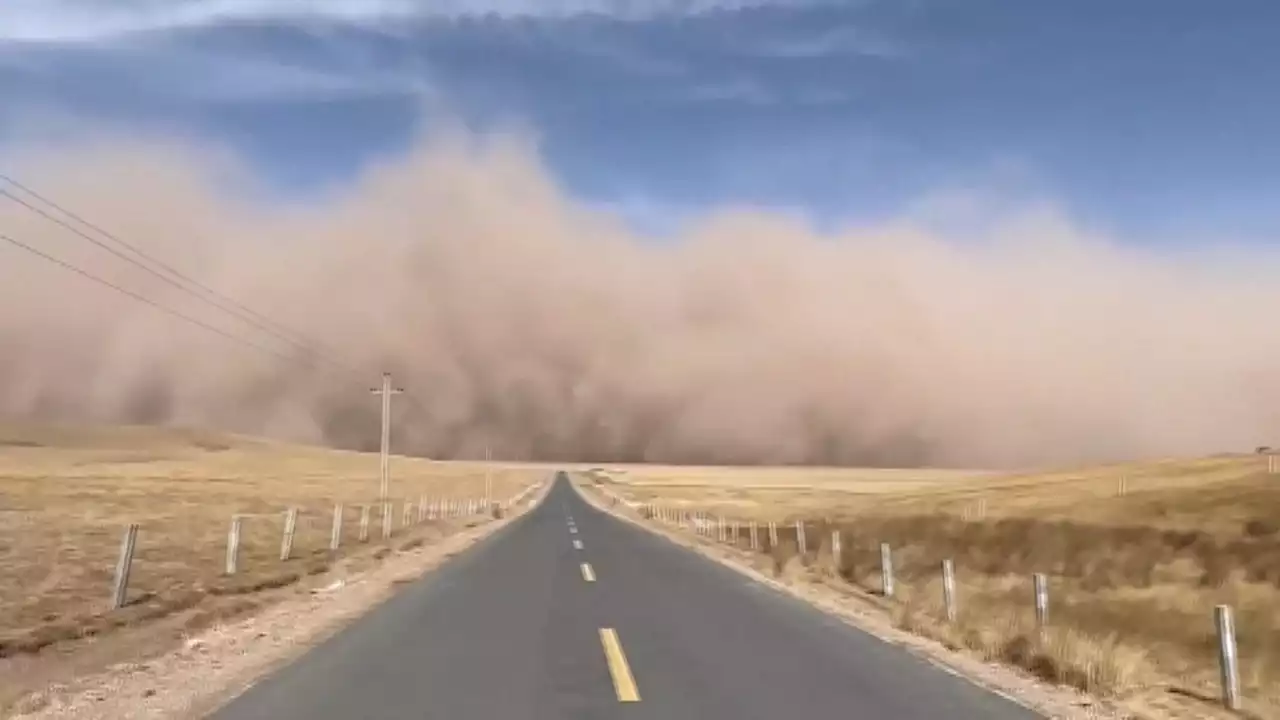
(585, 454, 1280, 718)
(0, 422, 541, 696)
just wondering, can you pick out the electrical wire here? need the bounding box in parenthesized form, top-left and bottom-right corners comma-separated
(0, 176, 359, 375)
(0, 174, 437, 428)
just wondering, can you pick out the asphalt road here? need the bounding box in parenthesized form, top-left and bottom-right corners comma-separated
(211, 473, 1042, 720)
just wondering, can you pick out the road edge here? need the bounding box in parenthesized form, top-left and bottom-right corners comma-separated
(570, 475, 1123, 720)
(8, 476, 556, 720)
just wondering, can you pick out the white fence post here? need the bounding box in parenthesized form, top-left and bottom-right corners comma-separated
(382, 501, 394, 540)
(330, 504, 344, 552)
(942, 559, 957, 622)
(402, 501, 413, 528)
(831, 530, 842, 571)
(1215, 605, 1241, 710)
(110, 523, 139, 610)
(879, 542, 894, 598)
(225, 516, 242, 575)
(795, 520, 807, 556)
(359, 505, 371, 542)
(768, 521, 779, 548)
(749, 522, 759, 550)
(1034, 573, 1049, 633)
(280, 507, 299, 561)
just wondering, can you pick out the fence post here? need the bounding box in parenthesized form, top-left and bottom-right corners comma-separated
(880, 542, 894, 598)
(280, 507, 299, 561)
(750, 521, 759, 550)
(402, 501, 413, 528)
(831, 530, 842, 572)
(1215, 605, 1241, 710)
(1034, 573, 1049, 633)
(769, 521, 779, 548)
(225, 515, 242, 575)
(359, 505, 371, 542)
(110, 523, 139, 610)
(417, 496, 426, 522)
(330, 504, 344, 551)
(942, 559, 957, 622)
(382, 501, 394, 540)
(730, 520, 739, 545)
(795, 520, 807, 556)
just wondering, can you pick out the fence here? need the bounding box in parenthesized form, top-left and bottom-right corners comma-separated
(2, 481, 543, 659)
(594, 465, 1280, 716)
(117, 484, 544, 606)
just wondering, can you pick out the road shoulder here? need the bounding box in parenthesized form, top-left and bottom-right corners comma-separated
(7, 483, 551, 720)
(574, 479, 1128, 720)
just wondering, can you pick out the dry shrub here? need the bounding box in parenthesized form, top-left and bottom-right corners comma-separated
(891, 584, 1153, 696)
(767, 539, 803, 579)
(809, 509, 1280, 704)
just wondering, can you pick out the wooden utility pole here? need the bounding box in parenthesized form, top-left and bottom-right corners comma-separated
(485, 444, 493, 510)
(369, 372, 404, 501)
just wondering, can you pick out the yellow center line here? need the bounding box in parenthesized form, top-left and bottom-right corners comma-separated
(599, 628, 641, 702)
(580, 562, 596, 582)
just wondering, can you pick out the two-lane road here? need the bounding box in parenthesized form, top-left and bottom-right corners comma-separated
(212, 473, 1041, 719)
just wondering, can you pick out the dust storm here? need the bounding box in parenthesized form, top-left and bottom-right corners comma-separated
(1, 129, 1277, 468)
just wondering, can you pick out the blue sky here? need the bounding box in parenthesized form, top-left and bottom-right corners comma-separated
(1, 0, 1277, 242)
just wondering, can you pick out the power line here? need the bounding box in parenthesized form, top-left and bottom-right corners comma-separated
(0, 172, 438, 432)
(0, 177, 359, 375)
(0, 230, 316, 367)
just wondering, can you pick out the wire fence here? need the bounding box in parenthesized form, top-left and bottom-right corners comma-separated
(591, 456, 1280, 717)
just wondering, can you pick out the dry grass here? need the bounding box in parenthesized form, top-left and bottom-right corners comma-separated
(589, 454, 1280, 717)
(0, 422, 539, 666)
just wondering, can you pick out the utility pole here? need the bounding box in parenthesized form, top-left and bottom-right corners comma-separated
(485, 444, 492, 510)
(369, 372, 404, 501)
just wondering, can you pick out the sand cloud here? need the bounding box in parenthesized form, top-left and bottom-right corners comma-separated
(0, 127, 1277, 469)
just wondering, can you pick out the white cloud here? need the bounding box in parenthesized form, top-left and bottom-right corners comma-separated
(0, 16, 439, 106)
(682, 77, 776, 105)
(749, 25, 905, 59)
(161, 50, 437, 104)
(0, 0, 830, 42)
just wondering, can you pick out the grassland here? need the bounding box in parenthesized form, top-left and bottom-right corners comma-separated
(584, 454, 1280, 718)
(0, 423, 539, 678)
